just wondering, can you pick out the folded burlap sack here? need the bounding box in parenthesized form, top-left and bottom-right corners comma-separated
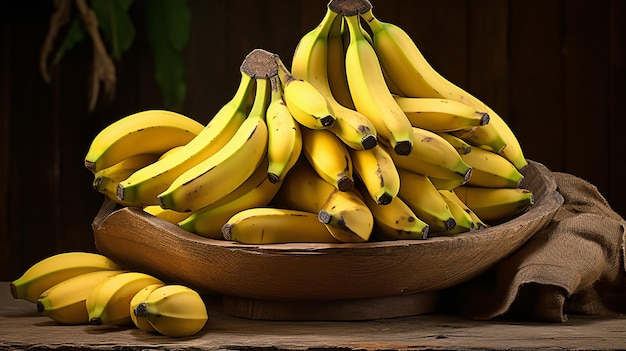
(442, 171, 626, 322)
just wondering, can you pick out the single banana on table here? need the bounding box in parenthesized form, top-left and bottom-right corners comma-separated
(222, 207, 339, 244)
(36, 270, 127, 325)
(10, 251, 122, 303)
(157, 77, 271, 213)
(393, 96, 490, 133)
(357, 3, 527, 169)
(453, 186, 534, 223)
(301, 127, 355, 192)
(290, 4, 377, 151)
(397, 168, 457, 235)
(129, 283, 165, 333)
(133, 284, 209, 337)
(117, 69, 257, 207)
(84, 110, 204, 174)
(348, 144, 400, 205)
(86, 271, 164, 326)
(266, 75, 303, 184)
(329, 3, 414, 156)
(460, 146, 525, 189)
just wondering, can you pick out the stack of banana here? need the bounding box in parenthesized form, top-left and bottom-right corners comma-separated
(85, 0, 533, 244)
(10, 252, 208, 337)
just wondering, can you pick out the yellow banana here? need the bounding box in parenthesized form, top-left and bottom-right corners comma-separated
(435, 131, 473, 155)
(461, 146, 525, 188)
(142, 205, 191, 225)
(301, 127, 354, 192)
(117, 70, 256, 207)
(393, 96, 490, 132)
(317, 189, 374, 242)
(389, 126, 473, 183)
(357, 184, 429, 240)
(36, 270, 127, 325)
(349, 144, 400, 205)
(84, 110, 204, 174)
(222, 207, 339, 244)
(157, 78, 270, 212)
(439, 189, 488, 230)
(397, 168, 457, 234)
(437, 190, 476, 235)
(86, 271, 164, 326)
(338, 9, 413, 156)
(453, 186, 534, 223)
(291, 6, 377, 151)
(10, 251, 122, 303)
(359, 7, 526, 169)
(266, 75, 303, 184)
(327, 13, 355, 109)
(129, 283, 165, 333)
(133, 285, 208, 337)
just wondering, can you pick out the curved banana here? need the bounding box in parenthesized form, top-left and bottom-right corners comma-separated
(461, 146, 525, 188)
(435, 132, 473, 155)
(290, 6, 377, 151)
(92, 154, 160, 207)
(129, 283, 166, 333)
(86, 271, 164, 326)
(317, 189, 374, 242)
(10, 252, 122, 303)
(453, 186, 534, 223)
(301, 127, 354, 192)
(157, 78, 270, 212)
(275, 55, 336, 130)
(84, 110, 204, 174)
(439, 189, 487, 229)
(349, 144, 399, 205)
(142, 205, 191, 225)
(397, 168, 457, 234)
(357, 184, 429, 240)
(117, 71, 257, 207)
(393, 96, 490, 132)
(222, 207, 339, 244)
(437, 190, 476, 235)
(36, 270, 127, 325)
(133, 285, 208, 337)
(178, 157, 283, 239)
(338, 9, 413, 156)
(359, 7, 526, 169)
(327, 13, 355, 110)
(389, 126, 473, 183)
(266, 76, 303, 184)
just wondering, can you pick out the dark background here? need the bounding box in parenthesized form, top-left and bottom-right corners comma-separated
(2, 0, 625, 280)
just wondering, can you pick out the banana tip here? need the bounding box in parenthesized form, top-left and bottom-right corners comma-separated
(134, 303, 148, 318)
(267, 173, 280, 184)
(393, 140, 413, 156)
(89, 317, 103, 326)
(361, 134, 378, 150)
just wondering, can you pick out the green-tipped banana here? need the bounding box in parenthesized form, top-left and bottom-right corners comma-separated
(10, 252, 122, 303)
(393, 96, 490, 133)
(437, 190, 476, 235)
(439, 189, 488, 230)
(461, 146, 524, 188)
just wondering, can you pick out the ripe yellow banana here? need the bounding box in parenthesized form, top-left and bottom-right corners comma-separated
(301, 127, 355, 192)
(275, 54, 336, 130)
(157, 78, 270, 212)
(142, 205, 191, 225)
(266, 76, 303, 184)
(349, 144, 400, 205)
(437, 190, 476, 235)
(359, 7, 526, 169)
(290, 5, 377, 151)
(357, 184, 429, 240)
(222, 207, 339, 244)
(317, 189, 374, 242)
(129, 283, 165, 333)
(327, 13, 355, 110)
(439, 189, 487, 230)
(397, 168, 457, 234)
(92, 153, 160, 207)
(10, 251, 122, 303)
(84, 110, 204, 174)
(117, 70, 257, 207)
(435, 131, 473, 155)
(133, 285, 208, 337)
(393, 96, 490, 132)
(86, 271, 164, 326)
(178, 157, 283, 239)
(461, 146, 525, 188)
(338, 9, 414, 156)
(453, 186, 534, 223)
(389, 126, 473, 183)
(36, 270, 127, 325)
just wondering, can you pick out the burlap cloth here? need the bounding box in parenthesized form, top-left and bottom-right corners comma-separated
(442, 171, 626, 322)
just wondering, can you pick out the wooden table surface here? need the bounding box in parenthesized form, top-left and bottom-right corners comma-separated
(1, 281, 625, 350)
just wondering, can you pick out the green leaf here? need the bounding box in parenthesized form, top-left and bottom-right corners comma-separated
(54, 16, 87, 65)
(144, 0, 190, 111)
(91, 0, 136, 60)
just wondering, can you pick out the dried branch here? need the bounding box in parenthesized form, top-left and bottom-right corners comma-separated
(39, 0, 71, 83)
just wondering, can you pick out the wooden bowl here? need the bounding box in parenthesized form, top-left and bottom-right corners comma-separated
(93, 160, 563, 320)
